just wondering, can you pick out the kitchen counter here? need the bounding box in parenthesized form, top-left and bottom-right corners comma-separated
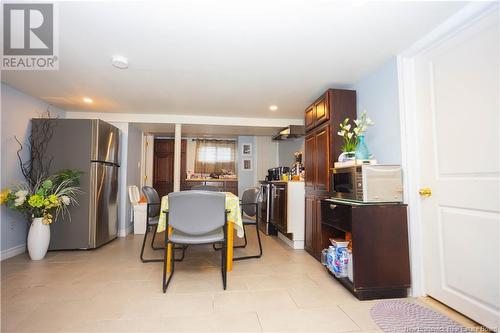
(184, 179, 238, 195)
(186, 178, 238, 181)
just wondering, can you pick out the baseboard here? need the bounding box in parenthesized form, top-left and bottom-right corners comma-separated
(117, 223, 134, 237)
(1, 243, 26, 261)
(277, 232, 304, 250)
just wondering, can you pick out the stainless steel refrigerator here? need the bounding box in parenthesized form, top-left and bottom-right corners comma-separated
(32, 119, 120, 250)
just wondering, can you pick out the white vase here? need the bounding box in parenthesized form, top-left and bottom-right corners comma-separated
(27, 217, 50, 260)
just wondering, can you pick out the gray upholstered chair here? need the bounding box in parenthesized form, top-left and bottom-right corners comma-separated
(213, 187, 263, 260)
(140, 186, 163, 262)
(234, 187, 263, 260)
(162, 191, 228, 293)
(191, 184, 220, 191)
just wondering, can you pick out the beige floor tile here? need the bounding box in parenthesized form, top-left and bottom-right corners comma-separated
(257, 306, 359, 332)
(337, 301, 380, 331)
(0, 234, 476, 332)
(214, 290, 297, 313)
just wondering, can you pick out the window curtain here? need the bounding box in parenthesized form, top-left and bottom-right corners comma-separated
(194, 139, 237, 174)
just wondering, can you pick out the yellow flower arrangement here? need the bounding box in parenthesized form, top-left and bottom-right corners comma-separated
(0, 189, 11, 204)
(1, 169, 82, 225)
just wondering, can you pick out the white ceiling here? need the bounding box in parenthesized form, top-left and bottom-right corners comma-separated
(2, 0, 466, 119)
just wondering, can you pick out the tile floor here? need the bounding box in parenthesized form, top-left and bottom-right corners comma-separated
(1, 232, 483, 332)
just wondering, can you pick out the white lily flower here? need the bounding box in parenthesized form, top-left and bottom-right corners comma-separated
(344, 124, 351, 131)
(14, 197, 25, 206)
(15, 190, 28, 198)
(61, 195, 71, 205)
(347, 132, 354, 139)
(354, 119, 360, 126)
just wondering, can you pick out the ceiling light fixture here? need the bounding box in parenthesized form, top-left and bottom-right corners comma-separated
(269, 105, 278, 111)
(111, 55, 128, 69)
(83, 97, 93, 104)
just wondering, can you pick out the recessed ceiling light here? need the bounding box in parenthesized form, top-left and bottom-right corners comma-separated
(111, 55, 128, 69)
(83, 97, 93, 104)
(269, 105, 278, 111)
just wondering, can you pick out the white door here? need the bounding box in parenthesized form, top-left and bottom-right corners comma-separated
(413, 8, 499, 329)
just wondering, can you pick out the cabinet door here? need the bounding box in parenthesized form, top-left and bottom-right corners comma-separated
(305, 105, 316, 131)
(304, 194, 315, 255)
(315, 95, 329, 126)
(314, 125, 330, 192)
(314, 196, 329, 257)
(304, 134, 316, 189)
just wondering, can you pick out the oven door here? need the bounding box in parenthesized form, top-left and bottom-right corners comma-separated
(331, 168, 357, 200)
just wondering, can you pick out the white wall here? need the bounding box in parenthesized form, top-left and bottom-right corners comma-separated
(1, 83, 65, 259)
(108, 122, 142, 236)
(126, 124, 142, 233)
(110, 122, 130, 237)
(278, 138, 304, 167)
(350, 57, 402, 164)
(255, 136, 278, 181)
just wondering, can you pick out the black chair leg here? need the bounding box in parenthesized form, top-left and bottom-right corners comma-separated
(141, 226, 163, 263)
(221, 241, 227, 290)
(213, 225, 247, 250)
(163, 243, 175, 293)
(151, 225, 163, 251)
(233, 222, 263, 261)
(174, 245, 187, 262)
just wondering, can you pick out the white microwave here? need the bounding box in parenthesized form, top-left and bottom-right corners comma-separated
(331, 165, 403, 203)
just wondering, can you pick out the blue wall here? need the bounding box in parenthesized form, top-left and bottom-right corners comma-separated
(237, 136, 256, 196)
(350, 58, 402, 164)
(1, 84, 65, 257)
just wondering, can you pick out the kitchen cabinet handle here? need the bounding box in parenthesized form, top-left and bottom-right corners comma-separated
(329, 204, 337, 210)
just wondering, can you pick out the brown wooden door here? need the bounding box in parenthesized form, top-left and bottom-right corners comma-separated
(304, 194, 315, 256)
(305, 105, 315, 131)
(304, 133, 316, 190)
(314, 95, 329, 126)
(153, 139, 186, 197)
(314, 125, 330, 192)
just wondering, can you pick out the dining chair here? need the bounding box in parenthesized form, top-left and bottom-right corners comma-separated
(140, 186, 163, 262)
(234, 187, 263, 260)
(140, 186, 187, 263)
(191, 184, 220, 191)
(213, 187, 263, 260)
(162, 191, 228, 293)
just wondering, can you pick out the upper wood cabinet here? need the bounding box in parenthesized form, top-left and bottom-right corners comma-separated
(305, 105, 315, 131)
(314, 95, 329, 127)
(305, 93, 330, 131)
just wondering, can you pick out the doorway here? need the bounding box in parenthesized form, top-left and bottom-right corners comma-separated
(153, 138, 187, 197)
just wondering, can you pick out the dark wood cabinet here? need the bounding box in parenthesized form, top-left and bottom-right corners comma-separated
(303, 89, 356, 259)
(184, 180, 238, 196)
(271, 183, 287, 233)
(304, 134, 316, 189)
(304, 194, 315, 254)
(320, 200, 411, 300)
(314, 124, 330, 192)
(314, 95, 329, 126)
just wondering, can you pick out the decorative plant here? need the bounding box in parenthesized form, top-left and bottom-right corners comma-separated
(1, 111, 83, 224)
(337, 111, 374, 152)
(0, 169, 82, 224)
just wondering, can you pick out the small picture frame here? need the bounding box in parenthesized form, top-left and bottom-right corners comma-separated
(243, 159, 252, 171)
(242, 143, 252, 156)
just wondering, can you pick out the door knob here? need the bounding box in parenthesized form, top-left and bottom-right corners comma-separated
(419, 187, 432, 197)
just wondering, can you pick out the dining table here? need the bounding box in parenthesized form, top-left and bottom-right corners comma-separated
(157, 191, 244, 272)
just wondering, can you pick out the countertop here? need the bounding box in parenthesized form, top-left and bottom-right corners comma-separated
(185, 178, 238, 182)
